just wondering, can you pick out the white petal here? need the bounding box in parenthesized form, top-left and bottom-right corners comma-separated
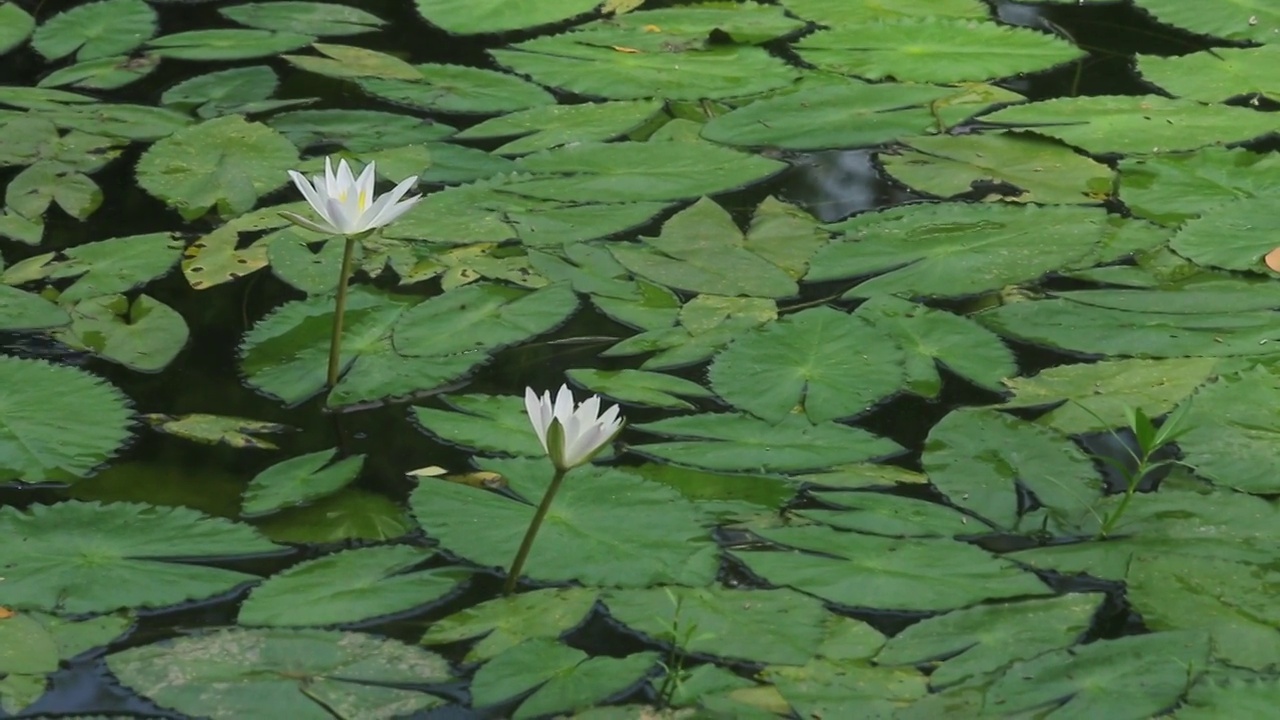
(525, 387, 550, 451)
(325, 196, 360, 234)
(576, 395, 602, 424)
(598, 404, 621, 428)
(363, 176, 420, 229)
(370, 195, 421, 229)
(552, 385, 575, 425)
(323, 156, 338, 196)
(279, 210, 338, 235)
(354, 161, 378, 212)
(287, 170, 332, 223)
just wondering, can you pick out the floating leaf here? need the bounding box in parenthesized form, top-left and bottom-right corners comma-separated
(456, 100, 664, 155)
(877, 594, 1102, 688)
(632, 413, 902, 473)
(734, 525, 1049, 611)
(359, 64, 554, 115)
(414, 0, 600, 34)
(241, 447, 364, 516)
(765, 658, 926, 720)
(31, 0, 156, 62)
(146, 29, 315, 61)
(53, 294, 189, 373)
(420, 587, 598, 662)
(285, 42, 422, 81)
(410, 459, 718, 587)
(136, 115, 298, 220)
(491, 34, 798, 101)
(882, 132, 1113, 204)
(1176, 677, 1280, 720)
(1118, 148, 1280, 227)
(501, 141, 786, 203)
(0, 610, 132, 714)
(566, 369, 714, 410)
(268, 109, 454, 152)
(604, 586, 829, 665)
(0, 3, 34, 57)
(0, 501, 280, 613)
(710, 306, 904, 422)
(796, 19, 1083, 84)
(160, 66, 305, 119)
(0, 285, 68, 331)
(796, 491, 976, 537)
(239, 546, 459, 626)
(412, 394, 547, 457)
(999, 356, 1214, 434)
(472, 640, 657, 719)
(855, 296, 1016, 398)
(1178, 366, 1280, 494)
(51, 233, 183, 302)
(1133, 0, 1278, 44)
(778, 0, 988, 24)
(610, 197, 798, 298)
(109, 628, 451, 718)
(981, 95, 1280, 155)
(1129, 554, 1280, 671)
(808, 204, 1123, 299)
(37, 54, 159, 91)
(985, 631, 1209, 719)
(220, 2, 385, 36)
(702, 78, 954, 150)
(391, 282, 578, 357)
(0, 357, 132, 483)
(923, 408, 1103, 531)
(143, 413, 289, 450)
(1171, 197, 1279, 273)
(254, 488, 413, 543)
(1139, 46, 1280, 103)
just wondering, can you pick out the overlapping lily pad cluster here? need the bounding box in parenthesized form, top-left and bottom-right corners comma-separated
(0, 0, 1278, 717)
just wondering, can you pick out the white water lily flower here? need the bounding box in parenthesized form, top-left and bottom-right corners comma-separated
(282, 156, 420, 235)
(525, 385, 624, 471)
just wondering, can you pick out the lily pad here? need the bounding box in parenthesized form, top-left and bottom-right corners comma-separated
(1178, 365, 1280, 494)
(456, 99, 664, 155)
(1139, 46, 1280, 103)
(142, 413, 290, 450)
(1171, 197, 1279, 273)
(1133, 0, 1278, 44)
(410, 459, 719, 587)
(240, 448, 364, 516)
(0, 3, 34, 56)
(359, 63, 554, 115)
(0, 357, 132, 483)
(109, 628, 451, 718)
(796, 19, 1083, 84)
(412, 394, 545, 457)
(0, 501, 280, 613)
(420, 587, 598, 662)
(1118, 148, 1280, 226)
(414, 0, 601, 35)
(778, 0, 988, 24)
(471, 640, 658, 719)
(0, 284, 68, 331)
(146, 28, 315, 61)
(31, 0, 156, 62)
(734, 525, 1049, 611)
(53, 294, 189, 373)
(238, 546, 460, 626)
(220, 2, 386, 36)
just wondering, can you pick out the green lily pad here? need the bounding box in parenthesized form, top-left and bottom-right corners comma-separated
(268, 109, 454, 152)
(31, 0, 156, 62)
(239, 546, 460, 626)
(253, 488, 414, 544)
(1133, 0, 1278, 44)
(1178, 365, 1280, 494)
(710, 306, 904, 422)
(603, 586, 830, 665)
(412, 394, 545, 457)
(566, 369, 714, 410)
(0, 501, 280, 613)
(420, 587, 599, 662)
(410, 459, 718, 587)
(146, 28, 315, 61)
(456, 100, 664, 155)
(142, 413, 290, 450)
(734, 524, 1049, 611)
(984, 631, 1209, 720)
(765, 658, 927, 720)
(924, 408, 1104, 531)
(285, 42, 422, 81)
(1171, 197, 1279, 273)
(240, 448, 364, 517)
(0, 610, 133, 714)
(778, 0, 988, 24)
(359, 63, 554, 115)
(796, 19, 1082, 84)
(109, 628, 451, 718)
(796, 491, 977, 537)
(391, 282, 578, 357)
(1139, 46, 1280, 103)
(999, 356, 1215, 434)
(53, 294, 189, 373)
(0, 284, 68, 331)
(876, 594, 1103, 688)
(160, 66, 306, 119)
(220, 2, 386, 36)
(37, 54, 160, 91)
(136, 115, 298, 220)
(632, 413, 903, 473)
(0, 3, 34, 56)
(0, 357, 132, 483)
(855, 296, 1016, 398)
(414, 0, 600, 34)
(1176, 677, 1280, 720)
(47, 229, 184, 302)
(981, 95, 1280, 155)
(1118, 148, 1280, 227)
(471, 639, 658, 719)
(1129, 554, 1280, 670)
(882, 132, 1114, 205)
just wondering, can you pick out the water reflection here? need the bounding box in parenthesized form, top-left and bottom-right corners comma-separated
(779, 149, 920, 223)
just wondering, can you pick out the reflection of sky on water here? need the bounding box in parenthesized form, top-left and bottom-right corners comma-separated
(779, 150, 920, 224)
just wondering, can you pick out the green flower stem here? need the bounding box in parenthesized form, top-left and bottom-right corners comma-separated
(326, 235, 359, 389)
(504, 467, 569, 595)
